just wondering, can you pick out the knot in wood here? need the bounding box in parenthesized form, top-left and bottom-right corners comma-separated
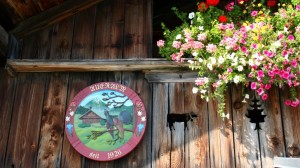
(287, 146, 300, 157)
(233, 101, 243, 110)
(270, 137, 280, 148)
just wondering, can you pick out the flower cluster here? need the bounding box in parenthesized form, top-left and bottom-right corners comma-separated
(157, 0, 300, 116)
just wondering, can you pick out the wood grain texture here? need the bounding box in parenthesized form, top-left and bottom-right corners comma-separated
(259, 87, 285, 166)
(184, 83, 210, 168)
(20, 26, 53, 59)
(5, 73, 46, 168)
(280, 86, 300, 157)
(94, 0, 125, 59)
(152, 83, 171, 168)
(208, 86, 235, 168)
(123, 0, 151, 59)
(37, 73, 69, 168)
(6, 59, 190, 72)
(10, 0, 104, 38)
(232, 85, 261, 167)
(72, 7, 96, 59)
(169, 83, 185, 168)
(61, 73, 91, 168)
(50, 17, 74, 59)
(0, 70, 16, 168)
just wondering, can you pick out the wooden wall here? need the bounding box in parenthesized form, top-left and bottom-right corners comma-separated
(0, 0, 300, 167)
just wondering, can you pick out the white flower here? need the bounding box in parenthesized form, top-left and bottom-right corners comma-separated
(233, 75, 240, 84)
(198, 58, 203, 62)
(141, 116, 146, 122)
(207, 63, 213, 70)
(187, 60, 194, 64)
(239, 58, 246, 65)
(66, 116, 70, 122)
(137, 110, 143, 116)
(176, 34, 182, 40)
(210, 57, 216, 65)
(218, 56, 224, 64)
(206, 97, 209, 102)
(70, 111, 74, 116)
(192, 87, 198, 94)
(245, 94, 250, 99)
(220, 113, 230, 119)
(273, 40, 281, 47)
(237, 65, 243, 71)
(192, 51, 198, 57)
(284, 27, 289, 33)
(199, 26, 204, 31)
(188, 12, 195, 19)
(200, 89, 207, 94)
(242, 99, 247, 103)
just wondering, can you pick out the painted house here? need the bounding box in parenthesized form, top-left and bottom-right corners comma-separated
(79, 110, 102, 124)
(0, 0, 300, 167)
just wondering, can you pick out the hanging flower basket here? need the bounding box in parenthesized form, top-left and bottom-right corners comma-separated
(157, 0, 300, 116)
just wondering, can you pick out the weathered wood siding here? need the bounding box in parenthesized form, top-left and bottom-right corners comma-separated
(0, 0, 299, 168)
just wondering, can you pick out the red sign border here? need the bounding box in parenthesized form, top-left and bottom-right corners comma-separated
(65, 82, 147, 161)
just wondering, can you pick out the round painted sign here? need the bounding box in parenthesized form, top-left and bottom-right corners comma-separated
(65, 82, 146, 161)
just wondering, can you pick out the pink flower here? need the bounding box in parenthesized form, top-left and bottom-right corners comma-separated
(251, 82, 257, 90)
(197, 33, 207, 41)
(296, 5, 300, 10)
(262, 94, 268, 100)
(225, 2, 234, 11)
(265, 84, 271, 90)
(257, 88, 264, 95)
(227, 68, 233, 73)
(157, 40, 165, 47)
(282, 71, 290, 79)
(172, 41, 181, 49)
(194, 41, 204, 49)
(257, 70, 265, 77)
(291, 60, 298, 68)
(291, 99, 300, 107)
(251, 10, 258, 17)
(288, 35, 295, 41)
(285, 99, 292, 106)
(268, 71, 275, 77)
(206, 44, 217, 53)
(252, 43, 258, 49)
(282, 50, 288, 57)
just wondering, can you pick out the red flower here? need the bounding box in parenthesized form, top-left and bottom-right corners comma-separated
(267, 0, 277, 7)
(206, 0, 219, 6)
(198, 2, 208, 12)
(218, 15, 227, 23)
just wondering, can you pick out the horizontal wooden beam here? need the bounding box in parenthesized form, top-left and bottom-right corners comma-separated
(145, 71, 198, 82)
(10, 0, 104, 38)
(6, 59, 190, 73)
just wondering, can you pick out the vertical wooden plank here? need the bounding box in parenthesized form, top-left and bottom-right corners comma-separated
(184, 83, 210, 168)
(0, 70, 16, 168)
(61, 7, 95, 167)
(94, 0, 125, 59)
(5, 73, 46, 168)
(123, 0, 152, 59)
(232, 85, 261, 167)
(280, 87, 300, 157)
(259, 87, 285, 166)
(61, 73, 91, 168)
(71, 7, 96, 59)
(169, 83, 185, 168)
(113, 72, 152, 168)
(37, 16, 73, 167)
(21, 27, 53, 59)
(152, 83, 171, 168)
(50, 17, 74, 59)
(37, 73, 69, 168)
(208, 86, 235, 167)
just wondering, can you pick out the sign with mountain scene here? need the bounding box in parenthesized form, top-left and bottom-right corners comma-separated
(65, 82, 146, 161)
